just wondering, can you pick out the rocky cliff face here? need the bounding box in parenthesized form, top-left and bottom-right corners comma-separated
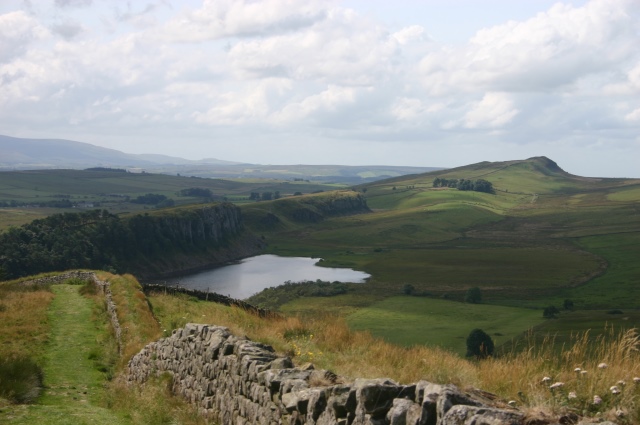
(126, 324, 526, 425)
(125, 204, 265, 278)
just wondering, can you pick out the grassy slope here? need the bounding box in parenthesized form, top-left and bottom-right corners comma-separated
(2, 284, 129, 425)
(0, 169, 342, 229)
(244, 157, 640, 348)
(345, 296, 541, 355)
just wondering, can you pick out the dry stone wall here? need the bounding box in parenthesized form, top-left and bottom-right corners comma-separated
(126, 323, 525, 425)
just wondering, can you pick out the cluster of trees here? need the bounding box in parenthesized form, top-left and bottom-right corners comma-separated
(179, 188, 213, 198)
(432, 178, 494, 193)
(249, 191, 281, 201)
(0, 206, 239, 280)
(131, 193, 167, 204)
(84, 167, 127, 173)
(131, 193, 175, 207)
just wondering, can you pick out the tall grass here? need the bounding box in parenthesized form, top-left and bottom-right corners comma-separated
(0, 281, 53, 405)
(100, 272, 162, 364)
(148, 292, 640, 423)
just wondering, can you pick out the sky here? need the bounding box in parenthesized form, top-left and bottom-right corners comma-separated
(1, 0, 639, 177)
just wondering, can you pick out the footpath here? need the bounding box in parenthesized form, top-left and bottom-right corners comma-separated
(2, 284, 129, 425)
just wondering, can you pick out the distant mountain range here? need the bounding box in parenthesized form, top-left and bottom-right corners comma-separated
(0, 134, 440, 183)
(0, 134, 240, 168)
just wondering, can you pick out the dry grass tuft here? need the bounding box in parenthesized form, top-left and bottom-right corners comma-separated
(107, 374, 207, 425)
(147, 291, 640, 422)
(99, 272, 162, 364)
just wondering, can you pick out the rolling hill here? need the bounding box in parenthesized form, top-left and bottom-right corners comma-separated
(0, 134, 440, 183)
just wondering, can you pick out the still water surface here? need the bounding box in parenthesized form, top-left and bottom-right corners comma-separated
(166, 254, 370, 299)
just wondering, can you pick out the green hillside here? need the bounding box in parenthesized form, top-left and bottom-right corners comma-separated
(0, 169, 342, 229)
(244, 157, 640, 348)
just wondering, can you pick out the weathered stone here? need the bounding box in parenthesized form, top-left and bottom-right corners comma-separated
(270, 357, 295, 370)
(351, 378, 415, 420)
(440, 405, 523, 425)
(387, 398, 422, 425)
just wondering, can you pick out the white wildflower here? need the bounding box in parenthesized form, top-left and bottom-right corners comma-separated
(610, 385, 621, 395)
(541, 376, 552, 384)
(598, 362, 608, 369)
(617, 380, 626, 387)
(574, 367, 582, 373)
(580, 370, 588, 376)
(633, 377, 640, 384)
(568, 391, 577, 399)
(593, 395, 602, 404)
(549, 382, 564, 390)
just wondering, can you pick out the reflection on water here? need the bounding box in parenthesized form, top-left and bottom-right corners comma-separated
(164, 254, 370, 299)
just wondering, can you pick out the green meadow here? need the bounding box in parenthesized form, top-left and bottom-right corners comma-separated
(0, 169, 341, 229)
(346, 296, 541, 355)
(2, 157, 639, 354)
(242, 157, 640, 350)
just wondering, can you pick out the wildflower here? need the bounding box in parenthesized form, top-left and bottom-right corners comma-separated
(593, 395, 602, 404)
(550, 382, 564, 390)
(580, 370, 588, 376)
(633, 377, 640, 384)
(617, 380, 626, 387)
(598, 362, 608, 369)
(616, 409, 626, 418)
(610, 386, 621, 395)
(574, 367, 582, 373)
(541, 376, 552, 384)
(568, 391, 577, 399)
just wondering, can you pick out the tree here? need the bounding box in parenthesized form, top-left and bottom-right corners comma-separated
(563, 299, 574, 310)
(465, 287, 482, 304)
(543, 305, 559, 318)
(466, 328, 494, 358)
(403, 283, 415, 295)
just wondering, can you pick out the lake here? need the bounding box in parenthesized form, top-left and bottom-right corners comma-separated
(163, 254, 370, 299)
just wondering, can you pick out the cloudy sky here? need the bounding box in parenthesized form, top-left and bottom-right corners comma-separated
(1, 0, 639, 177)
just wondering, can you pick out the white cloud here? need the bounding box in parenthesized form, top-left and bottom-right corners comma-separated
(419, 0, 639, 94)
(0, 0, 639, 177)
(392, 25, 425, 45)
(160, 0, 329, 42)
(464, 92, 519, 129)
(0, 11, 49, 63)
(625, 108, 640, 122)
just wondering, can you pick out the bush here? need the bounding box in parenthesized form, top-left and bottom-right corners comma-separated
(0, 356, 43, 404)
(466, 328, 494, 359)
(465, 287, 482, 304)
(543, 305, 559, 318)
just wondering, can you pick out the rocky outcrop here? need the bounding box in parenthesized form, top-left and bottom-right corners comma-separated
(126, 324, 524, 425)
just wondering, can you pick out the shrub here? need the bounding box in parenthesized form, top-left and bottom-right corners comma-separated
(0, 356, 43, 404)
(465, 287, 482, 304)
(466, 328, 494, 359)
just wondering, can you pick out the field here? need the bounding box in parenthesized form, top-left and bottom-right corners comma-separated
(240, 157, 640, 350)
(2, 156, 639, 358)
(347, 296, 542, 355)
(0, 169, 343, 229)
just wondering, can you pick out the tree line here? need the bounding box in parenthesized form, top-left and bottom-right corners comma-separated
(0, 206, 241, 280)
(432, 178, 494, 193)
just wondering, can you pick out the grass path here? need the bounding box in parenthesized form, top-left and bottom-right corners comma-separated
(2, 284, 130, 424)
